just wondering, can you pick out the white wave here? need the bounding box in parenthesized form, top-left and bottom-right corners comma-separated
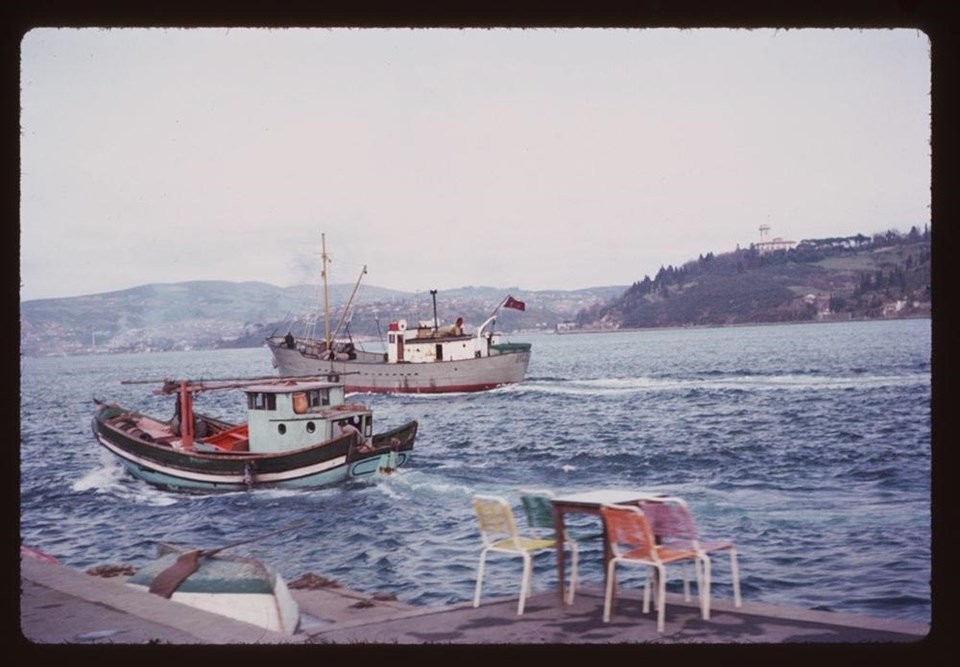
(518, 372, 929, 396)
(72, 462, 179, 506)
(376, 469, 474, 499)
(72, 464, 126, 493)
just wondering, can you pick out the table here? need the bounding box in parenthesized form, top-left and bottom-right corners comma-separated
(550, 489, 667, 604)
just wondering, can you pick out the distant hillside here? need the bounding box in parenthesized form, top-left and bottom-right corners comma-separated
(19, 228, 930, 357)
(570, 229, 931, 331)
(19, 281, 623, 357)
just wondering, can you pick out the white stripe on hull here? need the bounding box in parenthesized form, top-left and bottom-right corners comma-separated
(97, 435, 347, 484)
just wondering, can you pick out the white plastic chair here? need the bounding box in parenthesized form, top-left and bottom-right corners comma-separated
(472, 494, 577, 615)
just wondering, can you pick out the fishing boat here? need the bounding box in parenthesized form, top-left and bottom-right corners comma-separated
(127, 542, 300, 635)
(91, 374, 417, 493)
(265, 235, 532, 394)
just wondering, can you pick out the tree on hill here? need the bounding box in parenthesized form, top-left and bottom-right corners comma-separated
(573, 228, 930, 330)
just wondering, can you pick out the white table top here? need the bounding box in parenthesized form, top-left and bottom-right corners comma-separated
(551, 489, 666, 506)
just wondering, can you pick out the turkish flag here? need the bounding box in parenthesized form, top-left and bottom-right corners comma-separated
(503, 296, 526, 311)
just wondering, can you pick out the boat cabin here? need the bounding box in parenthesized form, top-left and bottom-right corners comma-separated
(239, 380, 371, 453)
(386, 318, 501, 364)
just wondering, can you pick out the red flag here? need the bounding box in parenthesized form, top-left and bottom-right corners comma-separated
(503, 295, 526, 311)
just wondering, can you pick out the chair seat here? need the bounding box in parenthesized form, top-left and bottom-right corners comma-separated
(534, 529, 601, 544)
(491, 536, 557, 552)
(698, 539, 735, 553)
(623, 545, 698, 563)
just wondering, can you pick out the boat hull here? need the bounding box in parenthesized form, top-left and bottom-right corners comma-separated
(127, 552, 300, 635)
(92, 404, 417, 493)
(268, 342, 531, 393)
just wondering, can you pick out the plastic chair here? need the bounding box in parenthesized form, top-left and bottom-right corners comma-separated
(519, 489, 605, 604)
(472, 494, 577, 615)
(599, 503, 703, 632)
(638, 497, 741, 619)
(519, 489, 604, 541)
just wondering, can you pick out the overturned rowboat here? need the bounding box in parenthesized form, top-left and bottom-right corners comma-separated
(92, 375, 418, 493)
(127, 542, 300, 635)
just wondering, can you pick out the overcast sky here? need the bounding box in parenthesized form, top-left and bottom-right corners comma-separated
(19, 27, 930, 302)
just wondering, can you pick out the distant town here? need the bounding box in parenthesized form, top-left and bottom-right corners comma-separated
(20, 227, 930, 357)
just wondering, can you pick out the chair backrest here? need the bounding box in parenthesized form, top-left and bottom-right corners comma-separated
(472, 495, 520, 546)
(639, 497, 699, 546)
(519, 489, 556, 533)
(600, 504, 657, 561)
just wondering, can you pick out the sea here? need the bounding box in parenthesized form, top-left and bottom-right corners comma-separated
(19, 318, 932, 626)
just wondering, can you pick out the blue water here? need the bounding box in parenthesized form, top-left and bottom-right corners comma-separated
(19, 319, 931, 625)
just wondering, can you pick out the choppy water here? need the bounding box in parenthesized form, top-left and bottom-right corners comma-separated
(19, 318, 931, 625)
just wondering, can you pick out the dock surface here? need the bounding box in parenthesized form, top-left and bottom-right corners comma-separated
(19, 552, 930, 647)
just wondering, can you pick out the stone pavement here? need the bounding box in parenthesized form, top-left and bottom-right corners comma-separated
(19, 550, 931, 648)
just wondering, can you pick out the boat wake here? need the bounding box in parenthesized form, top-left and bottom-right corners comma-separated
(72, 462, 179, 507)
(513, 372, 928, 397)
(372, 468, 474, 502)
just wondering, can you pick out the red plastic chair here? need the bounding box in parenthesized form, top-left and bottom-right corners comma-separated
(599, 503, 703, 632)
(639, 497, 741, 619)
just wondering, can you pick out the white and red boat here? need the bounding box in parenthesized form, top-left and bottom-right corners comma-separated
(266, 236, 531, 394)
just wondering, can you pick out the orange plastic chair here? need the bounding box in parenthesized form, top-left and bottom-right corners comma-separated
(599, 503, 703, 632)
(472, 494, 577, 614)
(639, 497, 741, 619)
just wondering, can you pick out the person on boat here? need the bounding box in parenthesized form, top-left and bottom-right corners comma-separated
(284, 332, 295, 349)
(339, 419, 372, 453)
(452, 317, 464, 336)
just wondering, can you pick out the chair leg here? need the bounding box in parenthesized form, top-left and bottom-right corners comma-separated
(696, 555, 710, 620)
(602, 559, 617, 622)
(473, 550, 488, 608)
(567, 542, 579, 605)
(517, 553, 531, 615)
(642, 567, 652, 614)
(729, 548, 741, 607)
(656, 564, 666, 632)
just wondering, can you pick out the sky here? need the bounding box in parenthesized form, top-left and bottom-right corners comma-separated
(18, 27, 931, 302)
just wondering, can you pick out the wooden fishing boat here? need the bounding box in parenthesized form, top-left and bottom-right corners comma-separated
(92, 375, 417, 493)
(266, 235, 532, 393)
(127, 542, 300, 635)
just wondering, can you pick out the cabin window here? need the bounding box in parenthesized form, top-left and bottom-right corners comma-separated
(307, 389, 330, 408)
(292, 392, 308, 414)
(248, 392, 276, 411)
(388, 333, 396, 344)
(277, 423, 286, 435)
(306, 421, 316, 433)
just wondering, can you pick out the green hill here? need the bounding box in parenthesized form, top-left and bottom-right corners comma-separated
(571, 230, 931, 331)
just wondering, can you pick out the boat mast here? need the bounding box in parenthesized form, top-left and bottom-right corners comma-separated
(321, 233, 331, 351)
(430, 289, 440, 333)
(178, 379, 195, 450)
(331, 264, 368, 343)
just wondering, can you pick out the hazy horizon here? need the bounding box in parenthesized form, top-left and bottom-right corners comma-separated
(20, 28, 930, 301)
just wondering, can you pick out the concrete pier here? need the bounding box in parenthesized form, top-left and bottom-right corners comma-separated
(19, 551, 930, 647)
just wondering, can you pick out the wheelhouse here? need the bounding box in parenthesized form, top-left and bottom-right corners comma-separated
(242, 381, 369, 453)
